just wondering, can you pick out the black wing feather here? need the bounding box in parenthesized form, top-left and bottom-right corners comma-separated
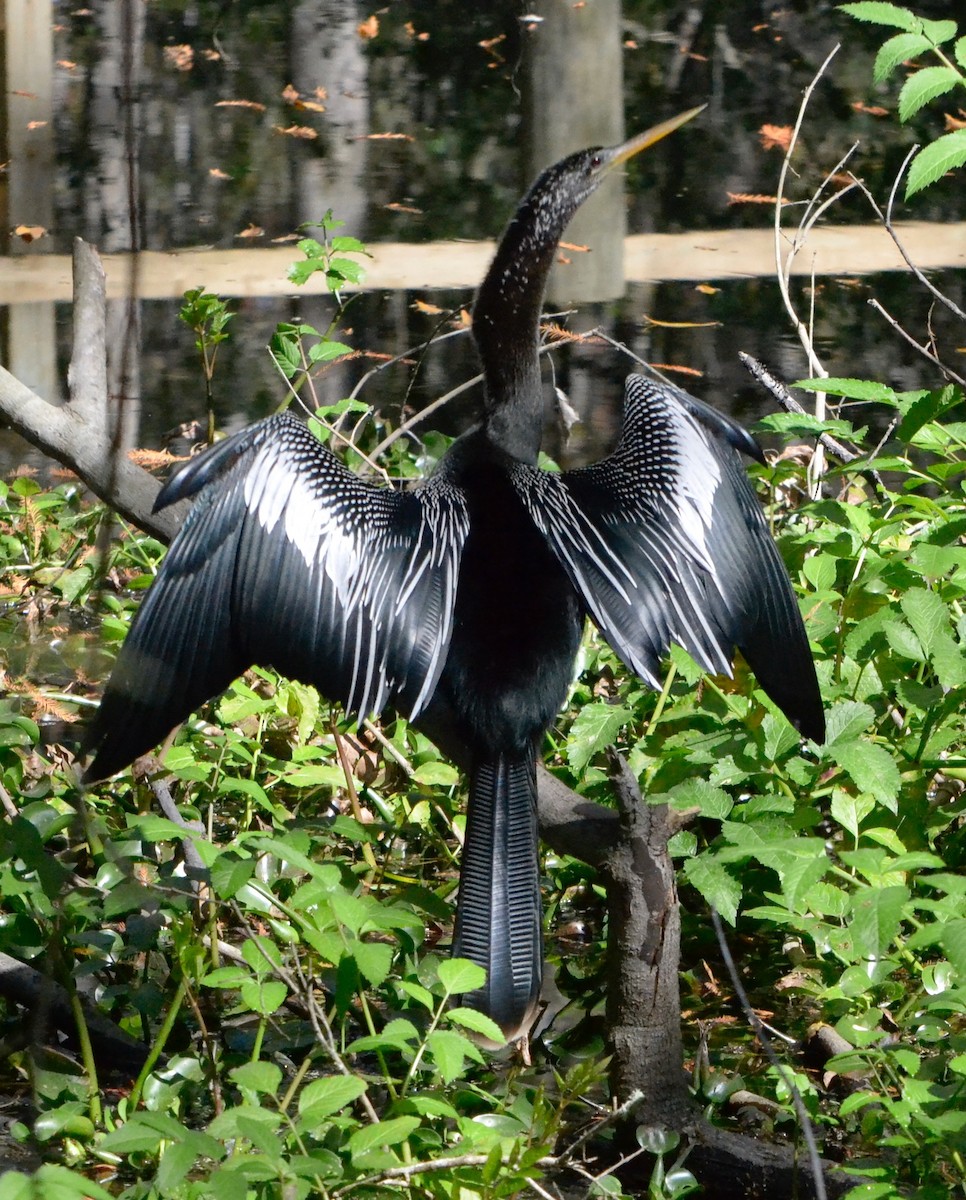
(511, 375, 824, 742)
(85, 413, 469, 781)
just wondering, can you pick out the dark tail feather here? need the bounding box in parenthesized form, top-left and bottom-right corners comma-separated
(452, 744, 543, 1039)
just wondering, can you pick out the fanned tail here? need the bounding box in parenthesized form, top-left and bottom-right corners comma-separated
(452, 743, 543, 1039)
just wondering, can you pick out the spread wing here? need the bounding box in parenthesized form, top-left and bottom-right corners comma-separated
(85, 413, 469, 780)
(511, 374, 824, 741)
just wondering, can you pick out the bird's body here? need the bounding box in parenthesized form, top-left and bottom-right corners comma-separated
(85, 108, 824, 1038)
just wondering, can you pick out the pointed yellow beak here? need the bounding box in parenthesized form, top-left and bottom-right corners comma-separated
(603, 104, 707, 171)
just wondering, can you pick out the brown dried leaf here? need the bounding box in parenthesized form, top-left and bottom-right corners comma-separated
(945, 111, 966, 131)
(281, 82, 300, 103)
(357, 14, 379, 39)
(127, 448, 183, 471)
(164, 44, 194, 72)
(559, 240, 589, 254)
(215, 98, 267, 113)
(384, 201, 423, 214)
(209, 167, 231, 180)
(413, 298, 445, 315)
(759, 123, 792, 152)
(14, 224, 47, 243)
(643, 315, 720, 329)
(647, 362, 703, 378)
(695, 283, 720, 295)
(26, 121, 48, 131)
(235, 223, 264, 239)
(57, 60, 78, 70)
(852, 101, 889, 118)
(727, 192, 786, 205)
(273, 124, 318, 140)
(355, 131, 414, 142)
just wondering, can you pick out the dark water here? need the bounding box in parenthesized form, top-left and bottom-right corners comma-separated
(3, 0, 965, 472)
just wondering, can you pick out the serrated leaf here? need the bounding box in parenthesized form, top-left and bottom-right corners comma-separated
(823, 700, 875, 747)
(942, 919, 966, 978)
(437, 956, 487, 995)
(348, 1116, 420, 1155)
(873, 31, 931, 80)
(956, 35, 966, 70)
(298, 1074, 367, 1120)
(898, 65, 960, 123)
(353, 940, 393, 986)
(918, 18, 957, 46)
(906, 128, 966, 197)
(346, 1018, 420, 1053)
(850, 885, 909, 961)
(447, 1006, 506, 1044)
(792, 377, 898, 402)
(838, 2, 919, 32)
(830, 789, 875, 840)
(882, 617, 926, 662)
(239, 978, 287, 1015)
(566, 702, 631, 773)
(682, 856, 741, 924)
(307, 340, 354, 364)
(832, 741, 901, 811)
(230, 1061, 283, 1095)
(664, 778, 733, 819)
(426, 1028, 484, 1083)
(900, 587, 947, 655)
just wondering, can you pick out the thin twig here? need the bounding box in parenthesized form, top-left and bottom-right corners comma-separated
(711, 909, 827, 1200)
(868, 299, 966, 389)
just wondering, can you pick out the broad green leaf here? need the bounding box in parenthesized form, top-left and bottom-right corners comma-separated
(802, 553, 838, 593)
(898, 65, 960, 123)
(918, 18, 958, 45)
(239, 978, 287, 1015)
(298, 1074, 367, 1120)
(906, 128, 966, 197)
(347, 1017, 420, 1053)
(663, 778, 733, 820)
(900, 587, 947, 654)
(778, 854, 830, 915)
(873, 31, 932, 81)
(447, 1006, 506, 1044)
(353, 939, 394, 986)
(398, 979, 435, 1010)
(682, 856, 741, 924)
(838, 2, 918, 32)
(158, 1140, 202, 1196)
(438, 956, 487, 995)
(412, 761, 461, 787)
(230, 1061, 283, 1096)
(823, 700, 875, 747)
(882, 617, 926, 662)
(566, 702, 631, 773)
(957, 34, 966, 70)
(850, 885, 910, 961)
(941, 919, 966, 979)
(831, 741, 901, 811)
(830, 788, 875, 840)
(792, 377, 897, 402)
(426, 1028, 484, 1083)
(348, 1116, 420, 1156)
(330, 890, 371, 934)
(0, 1167, 115, 1200)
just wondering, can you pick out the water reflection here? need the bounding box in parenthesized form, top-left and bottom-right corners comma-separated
(1, 0, 964, 476)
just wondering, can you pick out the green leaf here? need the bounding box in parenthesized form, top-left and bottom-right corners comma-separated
(941, 919, 966, 979)
(230, 1061, 283, 1096)
(298, 1074, 368, 1120)
(239, 978, 287, 1015)
(353, 939, 394, 986)
(566, 702, 631, 773)
(830, 788, 875, 840)
(0, 1166, 115, 1200)
(792, 377, 897, 402)
(906, 128, 966, 197)
(900, 587, 947, 654)
(412, 761, 461, 787)
(882, 617, 926, 662)
(663, 778, 733, 820)
(850, 885, 910, 961)
(348, 1115, 420, 1156)
(898, 66, 961, 123)
(823, 700, 875, 747)
(831, 741, 901, 811)
(347, 1018, 421, 1053)
(957, 35, 966, 70)
(158, 1139, 201, 1196)
(437, 956, 487, 995)
(838, 2, 918, 32)
(872, 32, 931, 81)
(682, 857, 741, 924)
(426, 1028, 484, 1083)
(447, 1006, 506, 1044)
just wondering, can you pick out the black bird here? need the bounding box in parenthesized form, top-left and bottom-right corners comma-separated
(84, 108, 824, 1039)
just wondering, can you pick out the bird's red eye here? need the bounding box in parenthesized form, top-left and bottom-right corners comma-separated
(590, 154, 602, 169)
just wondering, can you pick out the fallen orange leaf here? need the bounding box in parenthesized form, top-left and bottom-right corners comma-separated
(759, 123, 792, 152)
(273, 124, 318, 139)
(413, 299, 445, 315)
(235, 223, 264, 239)
(695, 283, 719, 295)
(164, 44, 194, 72)
(357, 14, 379, 39)
(14, 224, 46, 242)
(216, 99, 267, 112)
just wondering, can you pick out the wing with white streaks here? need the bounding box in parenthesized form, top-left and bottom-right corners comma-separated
(511, 375, 824, 741)
(84, 414, 468, 780)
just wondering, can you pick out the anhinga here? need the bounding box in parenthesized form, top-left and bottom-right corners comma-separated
(84, 107, 825, 1039)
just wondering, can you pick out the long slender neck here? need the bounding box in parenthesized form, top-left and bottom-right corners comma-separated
(473, 177, 580, 463)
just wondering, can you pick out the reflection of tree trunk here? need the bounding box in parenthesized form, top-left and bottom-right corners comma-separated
(525, 0, 625, 304)
(86, 0, 145, 451)
(289, 2, 370, 406)
(3, 0, 59, 404)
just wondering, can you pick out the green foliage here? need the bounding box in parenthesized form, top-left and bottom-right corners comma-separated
(179, 289, 235, 444)
(839, 3, 966, 196)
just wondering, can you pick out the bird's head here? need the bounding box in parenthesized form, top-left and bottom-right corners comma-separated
(523, 104, 707, 237)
